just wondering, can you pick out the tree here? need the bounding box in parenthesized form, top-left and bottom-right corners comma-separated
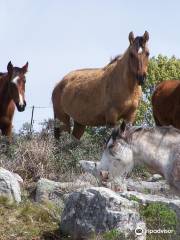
(136, 55, 180, 126)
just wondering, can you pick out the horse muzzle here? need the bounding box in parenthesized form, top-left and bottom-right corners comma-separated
(137, 74, 146, 85)
(16, 100, 26, 112)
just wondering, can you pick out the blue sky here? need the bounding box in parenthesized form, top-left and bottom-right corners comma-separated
(0, 0, 180, 131)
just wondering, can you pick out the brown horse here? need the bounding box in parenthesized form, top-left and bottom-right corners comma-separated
(152, 80, 180, 129)
(0, 61, 28, 139)
(52, 31, 150, 139)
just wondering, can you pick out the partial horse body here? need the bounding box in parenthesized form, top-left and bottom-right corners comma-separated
(0, 61, 28, 139)
(152, 80, 180, 129)
(98, 125, 180, 194)
(52, 31, 150, 139)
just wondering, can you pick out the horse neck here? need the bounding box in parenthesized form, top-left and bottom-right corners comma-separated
(0, 76, 13, 114)
(131, 131, 166, 175)
(106, 49, 138, 92)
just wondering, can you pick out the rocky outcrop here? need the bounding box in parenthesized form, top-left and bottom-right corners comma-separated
(35, 175, 96, 207)
(127, 179, 171, 195)
(0, 168, 23, 203)
(60, 187, 146, 240)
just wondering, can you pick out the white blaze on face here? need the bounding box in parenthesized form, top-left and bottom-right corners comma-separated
(12, 75, 24, 106)
(19, 94, 24, 106)
(12, 76, 19, 85)
(138, 47, 143, 54)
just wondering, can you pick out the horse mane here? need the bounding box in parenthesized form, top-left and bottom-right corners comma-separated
(108, 55, 122, 65)
(103, 54, 122, 70)
(0, 72, 5, 77)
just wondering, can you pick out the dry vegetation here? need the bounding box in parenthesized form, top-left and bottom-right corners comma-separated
(0, 123, 105, 187)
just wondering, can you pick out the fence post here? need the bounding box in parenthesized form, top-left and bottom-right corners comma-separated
(30, 105, 35, 134)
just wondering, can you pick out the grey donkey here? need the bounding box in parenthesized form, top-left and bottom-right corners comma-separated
(80, 125, 180, 193)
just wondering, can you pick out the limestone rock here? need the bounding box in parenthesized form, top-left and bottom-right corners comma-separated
(0, 168, 22, 203)
(60, 187, 146, 239)
(35, 177, 94, 207)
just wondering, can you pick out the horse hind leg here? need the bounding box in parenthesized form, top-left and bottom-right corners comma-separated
(54, 112, 71, 139)
(72, 121, 86, 140)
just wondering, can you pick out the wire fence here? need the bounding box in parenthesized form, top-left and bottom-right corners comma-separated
(14, 105, 54, 134)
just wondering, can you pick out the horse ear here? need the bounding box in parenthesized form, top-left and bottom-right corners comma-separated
(143, 31, 149, 43)
(22, 62, 28, 74)
(7, 61, 13, 81)
(129, 32, 135, 45)
(7, 61, 13, 74)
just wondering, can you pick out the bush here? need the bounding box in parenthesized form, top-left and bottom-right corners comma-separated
(136, 55, 180, 126)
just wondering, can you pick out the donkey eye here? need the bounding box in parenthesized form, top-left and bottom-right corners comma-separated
(108, 144, 114, 149)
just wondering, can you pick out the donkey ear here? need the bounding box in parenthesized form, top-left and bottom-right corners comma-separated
(22, 62, 28, 74)
(129, 31, 135, 45)
(7, 61, 13, 74)
(119, 121, 132, 138)
(143, 31, 149, 43)
(120, 121, 126, 132)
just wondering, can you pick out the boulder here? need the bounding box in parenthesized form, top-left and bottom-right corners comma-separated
(127, 179, 171, 195)
(35, 178, 65, 208)
(35, 176, 95, 207)
(0, 168, 23, 203)
(120, 191, 180, 205)
(60, 187, 146, 239)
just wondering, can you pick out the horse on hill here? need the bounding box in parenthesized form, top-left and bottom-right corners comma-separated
(0, 61, 28, 139)
(152, 80, 180, 129)
(52, 31, 150, 139)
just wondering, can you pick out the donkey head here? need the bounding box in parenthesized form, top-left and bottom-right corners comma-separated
(128, 31, 149, 85)
(7, 61, 28, 112)
(100, 123, 135, 180)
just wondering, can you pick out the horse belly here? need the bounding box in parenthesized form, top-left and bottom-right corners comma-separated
(61, 81, 106, 125)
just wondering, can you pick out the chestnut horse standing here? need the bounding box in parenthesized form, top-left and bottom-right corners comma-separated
(152, 80, 180, 129)
(0, 61, 28, 139)
(52, 31, 150, 139)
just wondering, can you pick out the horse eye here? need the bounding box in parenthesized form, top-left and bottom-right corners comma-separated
(146, 52, 150, 57)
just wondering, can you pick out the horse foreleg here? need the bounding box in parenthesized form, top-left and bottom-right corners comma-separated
(1, 124, 12, 142)
(72, 121, 86, 140)
(123, 106, 137, 125)
(105, 109, 118, 127)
